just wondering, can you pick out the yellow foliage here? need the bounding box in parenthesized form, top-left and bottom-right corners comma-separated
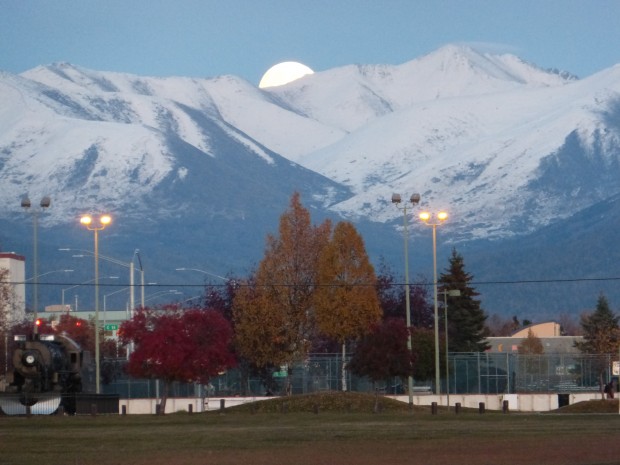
(314, 222, 382, 343)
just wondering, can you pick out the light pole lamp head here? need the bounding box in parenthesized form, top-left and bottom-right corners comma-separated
(80, 214, 112, 230)
(419, 211, 448, 224)
(391, 193, 401, 204)
(21, 197, 31, 209)
(410, 193, 420, 205)
(40, 197, 51, 208)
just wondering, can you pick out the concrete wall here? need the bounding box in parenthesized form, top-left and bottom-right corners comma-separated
(389, 392, 601, 412)
(118, 392, 603, 415)
(119, 396, 266, 415)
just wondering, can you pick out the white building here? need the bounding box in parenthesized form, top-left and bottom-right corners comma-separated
(0, 252, 26, 325)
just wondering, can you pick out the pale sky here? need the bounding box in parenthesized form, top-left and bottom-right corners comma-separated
(1, 0, 619, 85)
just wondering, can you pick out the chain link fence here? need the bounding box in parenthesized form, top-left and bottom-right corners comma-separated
(95, 352, 615, 399)
(448, 352, 611, 394)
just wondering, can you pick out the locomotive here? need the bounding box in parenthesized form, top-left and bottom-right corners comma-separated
(2, 332, 84, 414)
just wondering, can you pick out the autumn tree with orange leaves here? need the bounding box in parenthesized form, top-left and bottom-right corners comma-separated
(233, 193, 331, 374)
(314, 221, 381, 391)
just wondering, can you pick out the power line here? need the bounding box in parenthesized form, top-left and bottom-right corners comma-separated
(10, 275, 620, 288)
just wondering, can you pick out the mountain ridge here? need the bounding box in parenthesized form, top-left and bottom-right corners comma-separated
(1, 44, 619, 317)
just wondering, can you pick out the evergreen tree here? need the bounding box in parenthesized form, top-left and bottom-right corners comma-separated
(575, 294, 619, 354)
(439, 248, 490, 352)
(574, 294, 619, 397)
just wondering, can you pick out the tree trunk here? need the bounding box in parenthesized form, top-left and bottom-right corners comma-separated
(373, 381, 380, 413)
(341, 342, 347, 392)
(159, 380, 170, 415)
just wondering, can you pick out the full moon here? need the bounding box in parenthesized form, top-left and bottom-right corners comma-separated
(258, 61, 314, 89)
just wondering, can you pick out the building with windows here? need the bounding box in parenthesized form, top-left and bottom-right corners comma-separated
(0, 252, 26, 325)
(486, 321, 582, 354)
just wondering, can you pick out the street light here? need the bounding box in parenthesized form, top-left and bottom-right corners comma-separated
(103, 287, 130, 326)
(419, 210, 448, 396)
(79, 213, 112, 394)
(61, 276, 119, 309)
(25, 269, 73, 282)
(60, 248, 145, 311)
(23, 269, 73, 314)
(439, 288, 460, 408)
(175, 267, 227, 281)
(21, 195, 51, 332)
(143, 289, 182, 304)
(391, 192, 420, 408)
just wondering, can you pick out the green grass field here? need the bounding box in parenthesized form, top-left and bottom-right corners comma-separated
(2, 393, 620, 465)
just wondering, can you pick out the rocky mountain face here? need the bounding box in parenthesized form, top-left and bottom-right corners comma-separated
(1, 44, 619, 319)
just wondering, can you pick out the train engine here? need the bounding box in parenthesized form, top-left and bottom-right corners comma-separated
(4, 333, 84, 413)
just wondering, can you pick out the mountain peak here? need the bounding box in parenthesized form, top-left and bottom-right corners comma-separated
(415, 43, 574, 89)
(2, 47, 620, 316)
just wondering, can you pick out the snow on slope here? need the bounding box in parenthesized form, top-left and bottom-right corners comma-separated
(258, 45, 575, 139)
(1, 63, 352, 228)
(2, 45, 620, 242)
(21, 64, 345, 163)
(251, 48, 618, 239)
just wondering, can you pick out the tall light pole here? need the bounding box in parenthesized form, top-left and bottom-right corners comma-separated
(419, 210, 448, 396)
(133, 250, 145, 310)
(21, 196, 51, 332)
(439, 288, 460, 407)
(391, 192, 420, 408)
(80, 213, 112, 394)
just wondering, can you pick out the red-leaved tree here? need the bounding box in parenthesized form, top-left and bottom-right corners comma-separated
(54, 314, 94, 352)
(348, 318, 415, 387)
(119, 305, 236, 414)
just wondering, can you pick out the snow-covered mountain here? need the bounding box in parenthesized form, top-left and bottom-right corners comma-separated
(1, 44, 619, 318)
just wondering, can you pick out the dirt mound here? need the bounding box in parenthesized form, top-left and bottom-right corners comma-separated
(219, 391, 416, 414)
(552, 398, 619, 414)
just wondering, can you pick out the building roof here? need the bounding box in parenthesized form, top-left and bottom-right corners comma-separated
(0, 252, 25, 261)
(486, 336, 583, 354)
(512, 321, 561, 338)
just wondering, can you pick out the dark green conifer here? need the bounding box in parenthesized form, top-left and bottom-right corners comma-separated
(439, 248, 490, 352)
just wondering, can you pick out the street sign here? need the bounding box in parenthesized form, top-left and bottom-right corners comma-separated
(613, 361, 619, 376)
(104, 324, 118, 331)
